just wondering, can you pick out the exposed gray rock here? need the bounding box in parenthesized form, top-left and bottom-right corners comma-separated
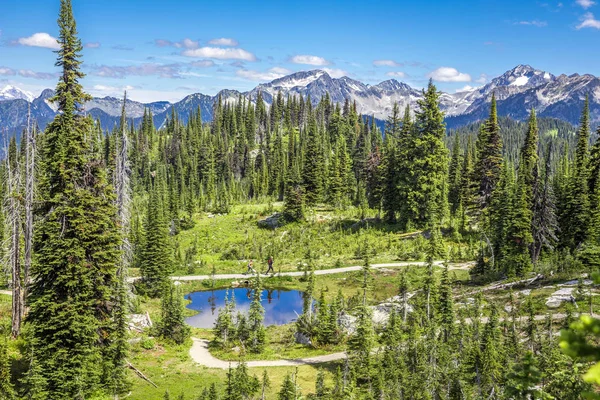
(546, 288, 576, 308)
(258, 213, 282, 229)
(294, 332, 312, 346)
(338, 313, 358, 335)
(128, 312, 153, 332)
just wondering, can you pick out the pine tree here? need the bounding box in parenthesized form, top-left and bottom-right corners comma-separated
(448, 134, 463, 217)
(532, 143, 558, 263)
(278, 373, 298, 400)
(474, 94, 503, 213)
(438, 265, 455, 342)
(140, 182, 173, 297)
(158, 283, 190, 344)
(302, 116, 324, 206)
(564, 97, 592, 248)
(248, 274, 266, 353)
(412, 80, 449, 227)
(26, 0, 122, 396)
(505, 352, 552, 399)
(0, 339, 15, 399)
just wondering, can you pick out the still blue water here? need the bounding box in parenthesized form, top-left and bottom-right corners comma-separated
(185, 288, 305, 328)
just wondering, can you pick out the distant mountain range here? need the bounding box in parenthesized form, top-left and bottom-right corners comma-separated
(1, 64, 600, 135)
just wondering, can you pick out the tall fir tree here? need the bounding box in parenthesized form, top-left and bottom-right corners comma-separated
(26, 0, 122, 396)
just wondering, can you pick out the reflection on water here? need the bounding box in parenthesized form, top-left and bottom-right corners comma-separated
(185, 288, 305, 328)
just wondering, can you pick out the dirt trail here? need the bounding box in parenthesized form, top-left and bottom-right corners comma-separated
(189, 338, 348, 369)
(128, 261, 473, 283)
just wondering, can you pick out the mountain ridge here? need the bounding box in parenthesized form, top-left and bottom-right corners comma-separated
(1, 64, 599, 134)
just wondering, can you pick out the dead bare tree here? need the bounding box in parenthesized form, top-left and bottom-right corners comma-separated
(23, 110, 35, 310)
(115, 91, 132, 277)
(4, 115, 24, 337)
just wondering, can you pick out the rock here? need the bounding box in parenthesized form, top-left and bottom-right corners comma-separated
(559, 279, 593, 287)
(258, 213, 282, 229)
(338, 313, 358, 335)
(294, 332, 312, 346)
(518, 289, 532, 297)
(546, 288, 576, 308)
(174, 281, 182, 286)
(231, 281, 241, 288)
(128, 312, 153, 332)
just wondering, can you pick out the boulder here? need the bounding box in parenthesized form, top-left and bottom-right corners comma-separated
(128, 312, 153, 332)
(258, 213, 282, 229)
(294, 331, 312, 346)
(338, 313, 358, 335)
(546, 288, 576, 308)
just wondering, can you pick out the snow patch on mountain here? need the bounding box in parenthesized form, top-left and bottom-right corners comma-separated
(510, 76, 530, 86)
(0, 85, 34, 102)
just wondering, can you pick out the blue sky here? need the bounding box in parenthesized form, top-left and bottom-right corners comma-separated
(1, 0, 599, 103)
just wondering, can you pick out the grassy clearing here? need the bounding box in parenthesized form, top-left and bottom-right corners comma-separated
(126, 337, 337, 399)
(174, 203, 477, 276)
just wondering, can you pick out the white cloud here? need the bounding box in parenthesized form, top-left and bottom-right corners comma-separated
(190, 60, 216, 68)
(374, 60, 402, 67)
(155, 38, 199, 49)
(577, 12, 600, 29)
(91, 63, 184, 79)
(179, 38, 199, 49)
(179, 72, 212, 78)
(0, 67, 16, 76)
(18, 70, 58, 80)
(182, 47, 257, 61)
(427, 67, 472, 82)
(236, 67, 291, 81)
(576, 0, 596, 9)
(290, 55, 330, 66)
(208, 38, 239, 46)
(455, 85, 476, 92)
(92, 84, 135, 92)
(84, 42, 101, 49)
(90, 85, 186, 103)
(322, 68, 348, 78)
(17, 32, 60, 49)
(475, 73, 488, 84)
(515, 20, 548, 27)
(386, 71, 406, 78)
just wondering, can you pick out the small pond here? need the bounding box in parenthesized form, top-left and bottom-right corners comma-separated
(185, 288, 305, 328)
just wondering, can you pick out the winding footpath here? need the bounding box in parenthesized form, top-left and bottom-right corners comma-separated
(190, 338, 348, 369)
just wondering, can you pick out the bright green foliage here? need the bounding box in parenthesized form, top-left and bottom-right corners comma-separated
(438, 265, 454, 341)
(505, 352, 553, 399)
(247, 274, 266, 353)
(157, 283, 190, 344)
(0, 339, 15, 399)
(348, 305, 376, 382)
(277, 373, 298, 400)
(214, 291, 235, 348)
(224, 362, 260, 400)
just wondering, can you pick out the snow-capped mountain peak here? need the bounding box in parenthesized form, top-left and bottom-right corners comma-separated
(264, 70, 327, 90)
(2, 65, 600, 135)
(0, 85, 35, 102)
